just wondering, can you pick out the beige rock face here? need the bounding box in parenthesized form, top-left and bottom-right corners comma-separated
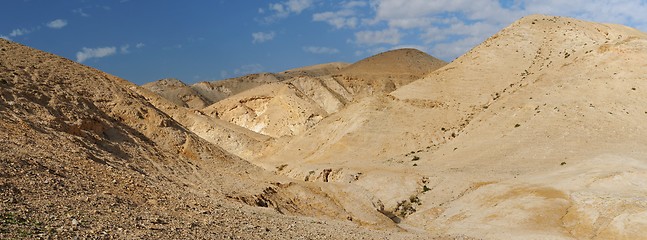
(202, 77, 352, 138)
(190, 73, 282, 104)
(199, 49, 446, 139)
(142, 78, 210, 108)
(280, 62, 350, 78)
(143, 62, 350, 109)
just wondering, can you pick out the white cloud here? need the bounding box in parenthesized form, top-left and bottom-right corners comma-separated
(284, 0, 315, 14)
(313, 9, 359, 29)
(252, 31, 276, 44)
(120, 44, 130, 54)
(313, 1, 368, 29)
(76, 46, 117, 63)
(364, 0, 517, 59)
(354, 28, 401, 45)
(362, 0, 647, 61)
(262, 0, 316, 22)
(135, 43, 145, 48)
(343, 1, 367, 8)
(302, 46, 339, 54)
(46, 19, 68, 29)
(9, 28, 31, 37)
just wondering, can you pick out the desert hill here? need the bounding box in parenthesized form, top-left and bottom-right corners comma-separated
(395, 15, 647, 239)
(201, 76, 353, 138)
(336, 48, 447, 95)
(141, 78, 210, 109)
(341, 48, 445, 77)
(142, 62, 350, 109)
(280, 61, 350, 78)
(0, 38, 433, 239)
(197, 49, 445, 139)
(255, 15, 647, 239)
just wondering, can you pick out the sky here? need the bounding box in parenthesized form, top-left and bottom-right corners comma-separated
(2, 0, 647, 85)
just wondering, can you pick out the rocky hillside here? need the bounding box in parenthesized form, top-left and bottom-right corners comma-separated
(142, 62, 350, 109)
(199, 49, 445, 139)
(0, 38, 432, 239)
(141, 78, 210, 109)
(257, 15, 647, 239)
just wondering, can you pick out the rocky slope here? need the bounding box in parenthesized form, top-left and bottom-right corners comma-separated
(143, 62, 350, 109)
(256, 15, 647, 239)
(0, 38, 437, 239)
(395, 15, 647, 239)
(201, 76, 353, 138)
(200, 49, 446, 139)
(141, 78, 210, 109)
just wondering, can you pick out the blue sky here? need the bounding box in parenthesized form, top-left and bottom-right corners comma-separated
(2, 0, 647, 85)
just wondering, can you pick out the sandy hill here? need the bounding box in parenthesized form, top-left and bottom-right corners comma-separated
(190, 73, 282, 105)
(335, 48, 447, 94)
(198, 49, 445, 140)
(0, 39, 435, 239)
(255, 15, 647, 239)
(280, 62, 350, 78)
(141, 78, 210, 108)
(201, 76, 353, 138)
(342, 48, 445, 77)
(143, 62, 350, 109)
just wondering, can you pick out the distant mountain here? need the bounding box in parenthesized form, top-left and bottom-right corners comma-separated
(142, 62, 351, 109)
(142, 78, 210, 108)
(337, 48, 447, 95)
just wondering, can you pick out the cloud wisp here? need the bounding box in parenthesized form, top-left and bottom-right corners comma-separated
(76, 46, 117, 63)
(354, 28, 401, 45)
(261, 0, 317, 23)
(9, 28, 32, 37)
(252, 31, 276, 44)
(46, 19, 68, 29)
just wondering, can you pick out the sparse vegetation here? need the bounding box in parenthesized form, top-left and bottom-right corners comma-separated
(412, 156, 420, 161)
(276, 164, 288, 171)
(1, 212, 44, 237)
(395, 196, 421, 217)
(515, 123, 521, 128)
